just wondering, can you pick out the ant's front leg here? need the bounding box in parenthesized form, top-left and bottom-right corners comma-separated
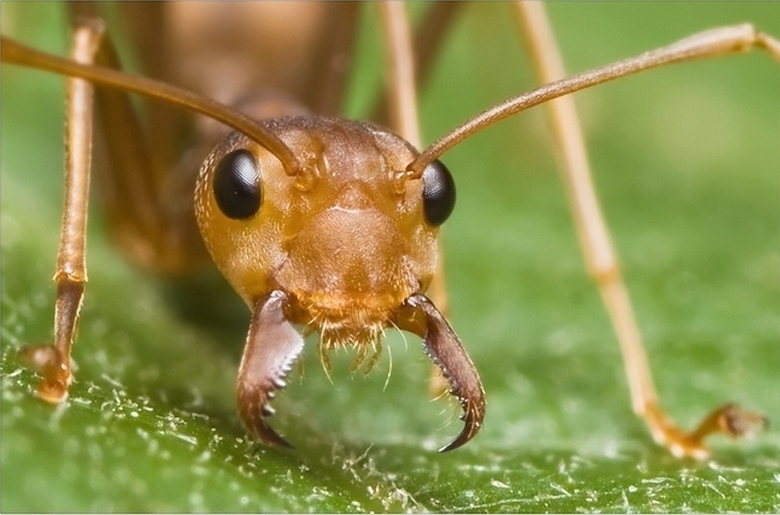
(513, 1, 773, 457)
(18, 20, 101, 403)
(18, 15, 209, 403)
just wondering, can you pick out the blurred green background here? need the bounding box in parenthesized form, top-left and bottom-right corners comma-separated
(2, 3, 778, 512)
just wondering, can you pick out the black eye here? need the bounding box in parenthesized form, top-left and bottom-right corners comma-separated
(213, 149, 261, 219)
(422, 159, 456, 226)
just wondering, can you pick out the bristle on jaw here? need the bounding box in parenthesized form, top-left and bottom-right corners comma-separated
(309, 308, 387, 375)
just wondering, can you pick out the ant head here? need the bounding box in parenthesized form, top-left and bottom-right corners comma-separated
(194, 116, 455, 336)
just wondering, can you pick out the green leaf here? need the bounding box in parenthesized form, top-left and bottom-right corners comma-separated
(2, 3, 779, 513)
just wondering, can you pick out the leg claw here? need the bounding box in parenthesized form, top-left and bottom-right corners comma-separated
(18, 344, 73, 403)
(647, 402, 768, 459)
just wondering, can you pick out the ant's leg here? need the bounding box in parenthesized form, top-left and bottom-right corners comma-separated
(371, 2, 463, 125)
(378, 2, 421, 149)
(67, 6, 209, 275)
(18, 20, 101, 403)
(512, 2, 770, 458)
(18, 14, 211, 402)
(377, 2, 471, 320)
(378, 2, 452, 396)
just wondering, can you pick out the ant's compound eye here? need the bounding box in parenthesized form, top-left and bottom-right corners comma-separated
(422, 159, 456, 226)
(213, 149, 262, 219)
